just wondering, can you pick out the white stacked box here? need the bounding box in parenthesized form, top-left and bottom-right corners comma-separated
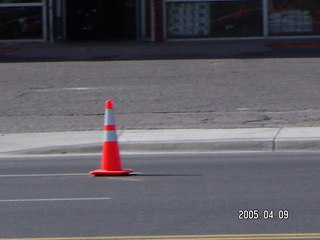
(269, 9, 313, 34)
(167, 2, 211, 37)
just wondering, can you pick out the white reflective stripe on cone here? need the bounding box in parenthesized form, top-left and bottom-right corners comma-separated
(104, 109, 116, 126)
(103, 130, 118, 142)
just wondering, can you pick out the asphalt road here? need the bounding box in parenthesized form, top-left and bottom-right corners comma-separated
(1, 57, 320, 134)
(0, 152, 320, 239)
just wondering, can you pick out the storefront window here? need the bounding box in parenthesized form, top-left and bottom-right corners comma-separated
(0, 6, 43, 39)
(268, 0, 320, 36)
(166, 0, 263, 39)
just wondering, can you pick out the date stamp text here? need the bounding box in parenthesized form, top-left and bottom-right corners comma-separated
(238, 209, 289, 220)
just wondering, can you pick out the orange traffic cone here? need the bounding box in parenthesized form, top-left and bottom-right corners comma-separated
(90, 100, 133, 176)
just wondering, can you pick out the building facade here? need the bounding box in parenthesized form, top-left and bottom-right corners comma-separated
(0, 0, 319, 42)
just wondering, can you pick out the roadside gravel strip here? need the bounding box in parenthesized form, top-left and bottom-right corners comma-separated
(1, 127, 320, 155)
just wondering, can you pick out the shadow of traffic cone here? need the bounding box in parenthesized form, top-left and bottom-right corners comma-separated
(90, 100, 133, 176)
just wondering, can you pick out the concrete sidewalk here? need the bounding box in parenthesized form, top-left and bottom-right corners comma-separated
(1, 127, 320, 155)
(1, 40, 272, 62)
(1, 39, 320, 62)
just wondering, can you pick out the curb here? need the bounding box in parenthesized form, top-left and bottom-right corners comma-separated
(4, 139, 320, 155)
(120, 139, 273, 153)
(1, 127, 320, 155)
